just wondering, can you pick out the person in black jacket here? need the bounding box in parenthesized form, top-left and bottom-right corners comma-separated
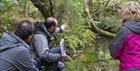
(32, 17, 66, 71)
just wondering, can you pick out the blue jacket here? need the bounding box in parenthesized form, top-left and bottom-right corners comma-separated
(0, 33, 38, 71)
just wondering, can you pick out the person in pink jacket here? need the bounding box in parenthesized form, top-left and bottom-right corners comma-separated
(109, 1, 140, 71)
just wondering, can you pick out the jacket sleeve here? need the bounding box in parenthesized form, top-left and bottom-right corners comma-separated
(109, 27, 127, 59)
(33, 34, 62, 63)
(14, 49, 39, 71)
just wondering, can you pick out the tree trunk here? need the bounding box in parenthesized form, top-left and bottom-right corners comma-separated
(31, 0, 65, 23)
(31, 0, 53, 18)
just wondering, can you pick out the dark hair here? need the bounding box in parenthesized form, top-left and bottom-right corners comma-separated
(45, 17, 57, 28)
(15, 19, 34, 40)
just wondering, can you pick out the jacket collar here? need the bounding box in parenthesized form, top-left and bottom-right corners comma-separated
(35, 22, 52, 38)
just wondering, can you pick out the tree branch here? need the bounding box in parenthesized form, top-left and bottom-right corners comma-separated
(93, 0, 111, 16)
(23, 0, 28, 17)
(83, 0, 115, 38)
(31, 0, 50, 18)
(48, 0, 54, 17)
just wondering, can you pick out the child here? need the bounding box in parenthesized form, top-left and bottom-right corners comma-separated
(109, 1, 140, 71)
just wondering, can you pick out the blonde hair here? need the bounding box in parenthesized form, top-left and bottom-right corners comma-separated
(122, 1, 140, 22)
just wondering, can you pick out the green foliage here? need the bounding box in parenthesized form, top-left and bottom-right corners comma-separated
(0, 0, 42, 33)
(65, 47, 95, 71)
(47, 0, 95, 50)
(88, 0, 127, 33)
(0, 0, 17, 14)
(65, 29, 94, 49)
(0, 0, 18, 33)
(65, 59, 88, 71)
(0, 15, 12, 31)
(97, 16, 120, 33)
(62, 0, 95, 49)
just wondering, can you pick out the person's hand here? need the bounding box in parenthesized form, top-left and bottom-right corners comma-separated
(60, 23, 67, 31)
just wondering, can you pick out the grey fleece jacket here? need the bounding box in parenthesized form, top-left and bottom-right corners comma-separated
(32, 23, 62, 63)
(0, 33, 38, 71)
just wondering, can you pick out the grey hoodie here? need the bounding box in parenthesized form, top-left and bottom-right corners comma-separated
(0, 32, 38, 71)
(32, 23, 62, 63)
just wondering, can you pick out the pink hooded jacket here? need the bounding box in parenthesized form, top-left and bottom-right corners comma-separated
(109, 19, 140, 71)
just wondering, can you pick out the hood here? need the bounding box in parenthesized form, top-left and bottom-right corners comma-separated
(0, 33, 29, 52)
(123, 19, 140, 34)
(35, 21, 51, 37)
(0, 33, 19, 52)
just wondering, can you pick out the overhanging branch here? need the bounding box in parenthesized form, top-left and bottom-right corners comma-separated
(83, 0, 115, 38)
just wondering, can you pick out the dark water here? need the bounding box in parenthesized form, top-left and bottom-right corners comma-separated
(65, 36, 119, 71)
(90, 36, 119, 71)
